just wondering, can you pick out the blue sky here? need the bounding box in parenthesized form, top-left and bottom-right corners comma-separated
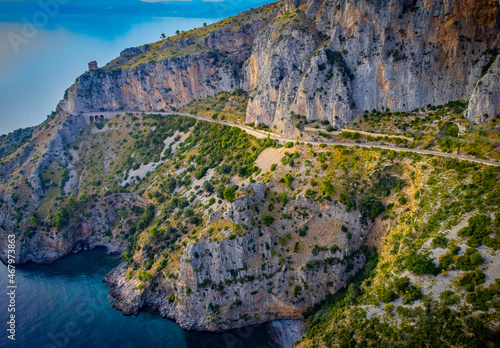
(0, 0, 271, 135)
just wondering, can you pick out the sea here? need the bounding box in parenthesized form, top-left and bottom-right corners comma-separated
(0, 248, 276, 347)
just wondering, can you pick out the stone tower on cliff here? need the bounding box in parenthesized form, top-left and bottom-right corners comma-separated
(88, 61, 98, 71)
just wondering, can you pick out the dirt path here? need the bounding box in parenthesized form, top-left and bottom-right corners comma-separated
(81, 111, 500, 167)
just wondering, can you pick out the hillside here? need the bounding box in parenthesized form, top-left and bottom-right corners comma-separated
(59, 0, 499, 137)
(0, 0, 499, 346)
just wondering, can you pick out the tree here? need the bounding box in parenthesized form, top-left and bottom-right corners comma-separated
(281, 191, 288, 204)
(203, 180, 213, 193)
(284, 173, 294, 188)
(346, 283, 360, 304)
(404, 251, 438, 275)
(321, 178, 335, 196)
(223, 185, 238, 202)
(262, 215, 274, 226)
(361, 195, 385, 219)
(160, 33, 166, 39)
(175, 30, 180, 35)
(203, 22, 207, 27)
(55, 207, 69, 231)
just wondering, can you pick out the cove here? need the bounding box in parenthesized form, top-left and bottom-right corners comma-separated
(0, 248, 276, 347)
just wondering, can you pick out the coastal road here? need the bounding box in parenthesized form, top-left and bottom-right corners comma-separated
(82, 111, 500, 167)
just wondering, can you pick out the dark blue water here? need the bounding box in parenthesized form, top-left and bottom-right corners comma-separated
(0, 248, 276, 347)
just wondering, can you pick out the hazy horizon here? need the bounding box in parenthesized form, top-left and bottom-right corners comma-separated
(0, 0, 271, 135)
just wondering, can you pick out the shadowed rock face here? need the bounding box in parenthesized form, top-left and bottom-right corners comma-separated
(60, 0, 498, 135)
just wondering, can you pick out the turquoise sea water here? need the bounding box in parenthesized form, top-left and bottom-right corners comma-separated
(0, 248, 276, 347)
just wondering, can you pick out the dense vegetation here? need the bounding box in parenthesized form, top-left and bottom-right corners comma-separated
(295, 101, 500, 162)
(297, 157, 500, 347)
(2, 108, 499, 347)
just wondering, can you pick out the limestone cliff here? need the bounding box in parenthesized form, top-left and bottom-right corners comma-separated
(466, 54, 500, 122)
(0, 112, 145, 264)
(0, 0, 499, 341)
(105, 182, 368, 331)
(59, 0, 499, 136)
(244, 0, 500, 135)
(59, 4, 279, 114)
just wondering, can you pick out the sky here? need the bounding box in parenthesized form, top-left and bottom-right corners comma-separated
(0, 0, 271, 135)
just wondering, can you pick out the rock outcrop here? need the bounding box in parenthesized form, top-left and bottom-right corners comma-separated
(1, 0, 499, 342)
(264, 319, 305, 348)
(58, 0, 499, 135)
(0, 112, 144, 264)
(245, 0, 500, 135)
(105, 182, 369, 331)
(466, 54, 500, 122)
(58, 4, 279, 115)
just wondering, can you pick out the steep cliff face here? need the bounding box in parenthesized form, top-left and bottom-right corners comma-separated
(245, 0, 500, 135)
(59, 0, 499, 136)
(466, 54, 500, 122)
(0, 111, 146, 264)
(59, 4, 280, 114)
(105, 182, 368, 331)
(0, 113, 87, 241)
(61, 53, 239, 114)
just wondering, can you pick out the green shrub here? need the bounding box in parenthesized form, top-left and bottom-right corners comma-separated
(330, 245, 341, 253)
(281, 191, 288, 204)
(279, 235, 286, 246)
(223, 185, 238, 202)
(361, 195, 385, 219)
(403, 285, 422, 304)
(456, 248, 484, 271)
(284, 173, 294, 188)
(458, 215, 492, 248)
(305, 189, 317, 198)
(378, 288, 399, 303)
(321, 178, 335, 195)
(466, 286, 496, 311)
(393, 277, 410, 294)
(456, 270, 485, 292)
(439, 290, 458, 305)
(262, 215, 274, 226)
(306, 260, 321, 271)
(339, 192, 356, 211)
(404, 251, 438, 275)
(439, 253, 455, 270)
(431, 234, 449, 248)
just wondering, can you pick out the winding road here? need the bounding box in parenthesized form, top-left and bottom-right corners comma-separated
(82, 111, 500, 167)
